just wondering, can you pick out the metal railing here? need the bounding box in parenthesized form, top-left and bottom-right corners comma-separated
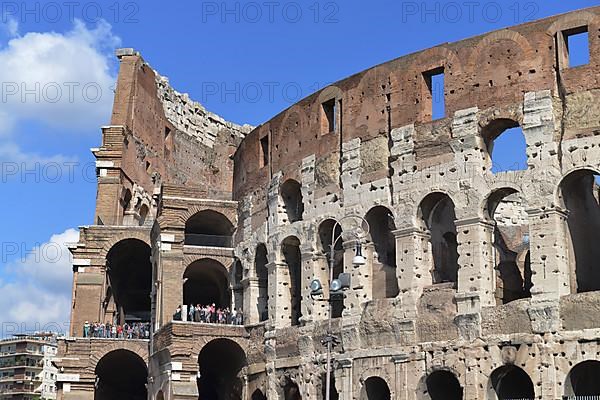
(184, 233, 232, 248)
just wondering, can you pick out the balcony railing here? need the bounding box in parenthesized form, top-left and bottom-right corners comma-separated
(184, 233, 232, 248)
(563, 396, 600, 400)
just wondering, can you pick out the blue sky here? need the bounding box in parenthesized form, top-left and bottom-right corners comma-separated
(0, 0, 596, 334)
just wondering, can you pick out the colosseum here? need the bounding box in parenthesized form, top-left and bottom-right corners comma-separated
(53, 6, 600, 400)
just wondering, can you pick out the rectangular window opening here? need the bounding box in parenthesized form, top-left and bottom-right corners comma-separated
(563, 27, 590, 68)
(260, 135, 269, 168)
(424, 67, 445, 120)
(164, 126, 171, 139)
(321, 99, 336, 134)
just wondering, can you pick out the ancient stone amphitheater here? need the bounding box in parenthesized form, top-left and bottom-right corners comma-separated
(54, 6, 600, 400)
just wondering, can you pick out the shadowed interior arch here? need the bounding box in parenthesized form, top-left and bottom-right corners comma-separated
(105, 239, 152, 324)
(425, 370, 462, 400)
(198, 338, 247, 400)
(490, 365, 534, 399)
(565, 360, 600, 397)
(94, 350, 147, 400)
(365, 206, 399, 299)
(183, 259, 230, 309)
(318, 219, 344, 317)
(185, 210, 234, 247)
(360, 376, 390, 400)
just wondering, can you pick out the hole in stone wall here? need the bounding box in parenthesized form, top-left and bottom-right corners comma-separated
(486, 188, 531, 304)
(322, 98, 337, 134)
(318, 219, 344, 318)
(489, 365, 534, 400)
(255, 244, 269, 322)
(564, 360, 600, 397)
(198, 339, 246, 400)
(563, 27, 590, 68)
(365, 206, 399, 299)
(283, 378, 301, 400)
(425, 370, 463, 400)
(321, 372, 339, 400)
(282, 236, 302, 326)
(280, 179, 304, 223)
(482, 119, 527, 174)
(423, 67, 445, 120)
(419, 193, 459, 286)
(559, 169, 600, 293)
(184, 210, 234, 247)
(360, 376, 390, 400)
(252, 389, 267, 400)
(94, 350, 147, 400)
(260, 135, 269, 168)
(183, 259, 230, 310)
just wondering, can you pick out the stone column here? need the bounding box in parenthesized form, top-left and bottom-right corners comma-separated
(394, 227, 433, 316)
(300, 247, 318, 324)
(454, 217, 496, 311)
(267, 261, 290, 328)
(242, 276, 260, 324)
(335, 359, 352, 400)
(342, 239, 372, 316)
(528, 207, 570, 300)
(392, 355, 409, 400)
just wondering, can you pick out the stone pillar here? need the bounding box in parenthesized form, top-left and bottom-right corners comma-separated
(394, 227, 433, 315)
(159, 233, 182, 327)
(311, 254, 331, 321)
(335, 359, 352, 400)
(342, 239, 372, 316)
(341, 138, 362, 205)
(528, 207, 570, 300)
(392, 355, 409, 400)
(300, 246, 318, 324)
(455, 217, 496, 311)
(242, 276, 260, 324)
(267, 261, 290, 328)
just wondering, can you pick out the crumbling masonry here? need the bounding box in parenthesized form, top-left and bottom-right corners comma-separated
(53, 7, 600, 400)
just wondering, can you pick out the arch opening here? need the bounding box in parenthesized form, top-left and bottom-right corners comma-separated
(94, 350, 147, 400)
(106, 239, 151, 324)
(489, 365, 534, 400)
(183, 259, 230, 310)
(255, 244, 269, 322)
(281, 180, 304, 223)
(360, 376, 390, 400)
(419, 193, 459, 286)
(425, 370, 463, 400)
(251, 389, 267, 400)
(282, 236, 302, 326)
(232, 259, 244, 317)
(482, 119, 527, 174)
(156, 391, 165, 400)
(565, 360, 600, 397)
(365, 206, 399, 299)
(486, 188, 531, 304)
(283, 378, 301, 400)
(198, 338, 246, 400)
(559, 169, 600, 293)
(185, 210, 234, 247)
(318, 219, 344, 318)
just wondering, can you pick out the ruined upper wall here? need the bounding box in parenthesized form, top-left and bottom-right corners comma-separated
(233, 7, 600, 201)
(94, 50, 252, 225)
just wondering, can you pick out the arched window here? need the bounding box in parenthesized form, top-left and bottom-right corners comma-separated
(282, 236, 302, 326)
(482, 119, 527, 173)
(184, 210, 234, 247)
(318, 219, 344, 318)
(365, 206, 398, 299)
(251, 389, 267, 400)
(425, 370, 462, 400)
(183, 259, 230, 309)
(360, 376, 390, 400)
(564, 360, 600, 397)
(138, 204, 149, 226)
(281, 179, 304, 223)
(106, 239, 152, 324)
(489, 365, 534, 400)
(198, 339, 246, 400)
(485, 188, 531, 304)
(95, 350, 147, 400)
(255, 244, 269, 322)
(559, 169, 600, 293)
(419, 193, 459, 286)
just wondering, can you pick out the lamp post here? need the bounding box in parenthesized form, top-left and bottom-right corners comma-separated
(311, 215, 370, 400)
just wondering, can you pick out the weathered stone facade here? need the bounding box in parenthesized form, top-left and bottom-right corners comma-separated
(53, 7, 600, 400)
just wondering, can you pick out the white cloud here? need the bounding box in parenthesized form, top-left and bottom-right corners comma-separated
(0, 16, 18, 38)
(0, 228, 78, 335)
(0, 19, 120, 139)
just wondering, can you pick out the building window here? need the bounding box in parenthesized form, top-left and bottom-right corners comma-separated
(562, 26, 590, 68)
(321, 98, 336, 134)
(260, 135, 269, 168)
(423, 67, 445, 120)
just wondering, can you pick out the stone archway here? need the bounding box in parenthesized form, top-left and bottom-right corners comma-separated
(94, 349, 147, 400)
(197, 338, 247, 400)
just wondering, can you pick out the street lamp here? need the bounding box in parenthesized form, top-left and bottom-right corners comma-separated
(310, 215, 370, 400)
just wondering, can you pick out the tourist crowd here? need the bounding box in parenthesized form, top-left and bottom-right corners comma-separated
(82, 321, 150, 339)
(173, 304, 244, 325)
